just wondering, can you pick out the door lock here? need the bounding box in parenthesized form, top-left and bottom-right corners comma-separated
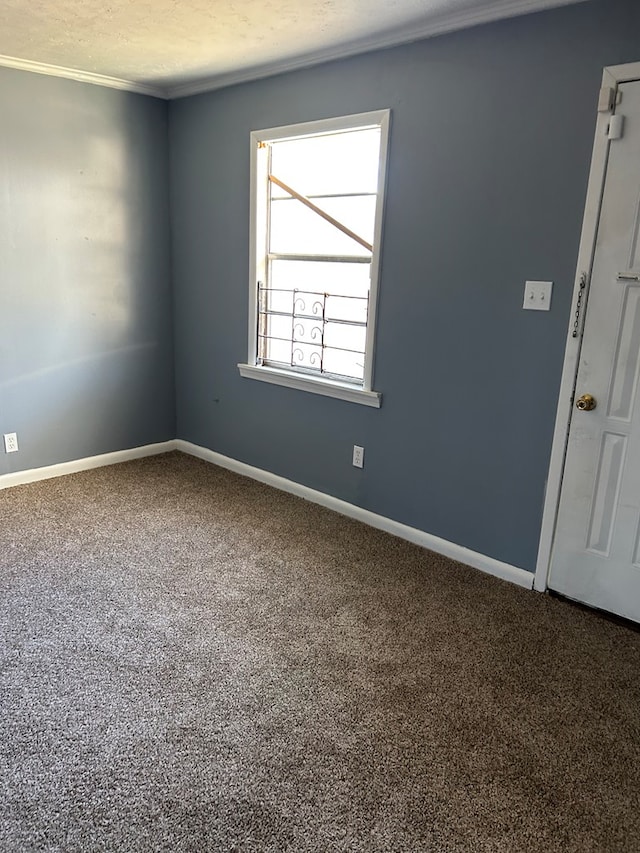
(575, 394, 597, 411)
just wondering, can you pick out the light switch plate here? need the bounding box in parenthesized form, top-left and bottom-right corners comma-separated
(523, 280, 553, 311)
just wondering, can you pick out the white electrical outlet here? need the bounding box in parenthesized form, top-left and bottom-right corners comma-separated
(3, 432, 18, 453)
(523, 280, 553, 311)
(352, 445, 364, 469)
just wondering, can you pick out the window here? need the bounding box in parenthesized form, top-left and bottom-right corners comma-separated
(238, 110, 390, 408)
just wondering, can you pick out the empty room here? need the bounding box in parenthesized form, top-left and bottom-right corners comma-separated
(1, 0, 639, 849)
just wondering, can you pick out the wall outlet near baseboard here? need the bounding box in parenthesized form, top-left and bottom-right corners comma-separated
(352, 445, 364, 469)
(3, 433, 19, 453)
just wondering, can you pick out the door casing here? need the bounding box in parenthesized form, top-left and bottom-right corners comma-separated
(535, 61, 640, 594)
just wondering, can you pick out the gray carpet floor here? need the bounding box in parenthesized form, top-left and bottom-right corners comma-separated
(0, 451, 639, 852)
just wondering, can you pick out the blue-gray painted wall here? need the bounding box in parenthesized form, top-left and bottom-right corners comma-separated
(0, 69, 174, 476)
(2, 1, 639, 574)
(169, 0, 640, 572)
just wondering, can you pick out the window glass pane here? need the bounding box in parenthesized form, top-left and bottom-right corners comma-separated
(260, 336, 290, 365)
(262, 313, 292, 342)
(270, 128, 381, 198)
(324, 321, 367, 354)
(269, 195, 375, 256)
(270, 260, 370, 299)
(293, 316, 324, 347)
(259, 285, 293, 315)
(291, 341, 323, 371)
(323, 348, 365, 381)
(260, 260, 369, 383)
(269, 195, 376, 255)
(329, 296, 367, 325)
(292, 292, 324, 322)
(320, 197, 377, 246)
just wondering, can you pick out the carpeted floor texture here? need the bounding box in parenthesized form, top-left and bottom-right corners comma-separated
(1, 452, 639, 852)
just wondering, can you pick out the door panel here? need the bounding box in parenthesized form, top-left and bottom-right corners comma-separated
(550, 80, 640, 622)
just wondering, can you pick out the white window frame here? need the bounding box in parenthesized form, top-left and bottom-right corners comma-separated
(238, 109, 391, 408)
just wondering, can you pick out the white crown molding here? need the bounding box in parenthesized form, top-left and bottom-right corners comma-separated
(168, 0, 587, 99)
(0, 53, 167, 99)
(0, 0, 587, 100)
(176, 439, 535, 590)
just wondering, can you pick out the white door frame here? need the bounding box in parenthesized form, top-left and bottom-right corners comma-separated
(534, 61, 640, 593)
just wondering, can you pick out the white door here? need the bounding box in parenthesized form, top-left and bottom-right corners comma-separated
(550, 79, 640, 623)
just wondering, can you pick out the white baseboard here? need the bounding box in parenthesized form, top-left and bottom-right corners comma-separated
(0, 440, 177, 491)
(176, 439, 534, 590)
(0, 437, 534, 591)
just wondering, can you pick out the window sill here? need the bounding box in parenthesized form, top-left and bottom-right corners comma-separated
(237, 363, 382, 408)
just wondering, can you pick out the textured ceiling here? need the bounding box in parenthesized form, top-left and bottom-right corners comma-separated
(0, 0, 586, 96)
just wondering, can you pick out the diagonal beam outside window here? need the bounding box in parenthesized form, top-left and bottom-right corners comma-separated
(268, 174, 373, 253)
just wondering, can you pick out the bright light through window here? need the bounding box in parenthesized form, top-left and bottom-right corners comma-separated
(241, 111, 390, 406)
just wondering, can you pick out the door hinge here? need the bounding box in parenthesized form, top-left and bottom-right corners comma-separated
(598, 86, 616, 113)
(607, 114, 625, 140)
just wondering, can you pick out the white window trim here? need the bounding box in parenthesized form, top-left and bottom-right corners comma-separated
(238, 109, 391, 407)
(238, 362, 382, 407)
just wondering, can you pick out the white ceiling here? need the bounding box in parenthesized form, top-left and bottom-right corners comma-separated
(0, 0, 587, 98)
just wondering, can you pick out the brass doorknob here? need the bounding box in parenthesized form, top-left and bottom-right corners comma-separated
(576, 393, 597, 411)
